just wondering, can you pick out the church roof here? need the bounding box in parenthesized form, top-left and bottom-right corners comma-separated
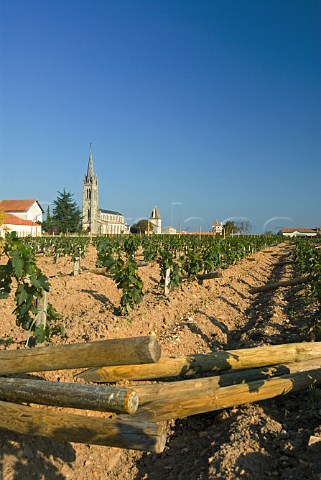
(150, 206, 161, 220)
(100, 208, 123, 216)
(0, 200, 44, 213)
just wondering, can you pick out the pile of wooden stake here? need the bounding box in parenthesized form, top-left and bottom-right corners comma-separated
(1, 336, 321, 453)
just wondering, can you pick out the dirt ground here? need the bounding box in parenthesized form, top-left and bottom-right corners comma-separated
(1, 241, 321, 480)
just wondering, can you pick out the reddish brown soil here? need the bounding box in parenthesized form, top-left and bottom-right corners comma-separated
(1, 242, 321, 480)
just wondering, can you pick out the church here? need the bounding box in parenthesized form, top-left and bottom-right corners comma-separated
(82, 149, 129, 234)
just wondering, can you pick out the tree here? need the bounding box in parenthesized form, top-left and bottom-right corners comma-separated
(0, 209, 5, 227)
(51, 189, 82, 234)
(224, 221, 239, 235)
(130, 219, 150, 234)
(41, 206, 56, 234)
(0, 209, 8, 236)
(235, 221, 253, 234)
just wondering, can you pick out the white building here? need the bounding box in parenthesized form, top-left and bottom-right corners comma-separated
(0, 200, 43, 237)
(212, 219, 224, 235)
(149, 206, 162, 234)
(281, 228, 317, 238)
(161, 226, 177, 234)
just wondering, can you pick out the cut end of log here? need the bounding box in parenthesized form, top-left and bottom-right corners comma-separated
(145, 335, 162, 363)
(125, 390, 139, 415)
(155, 425, 167, 453)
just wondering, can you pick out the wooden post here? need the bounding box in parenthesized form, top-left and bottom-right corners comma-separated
(136, 261, 149, 267)
(164, 268, 171, 295)
(35, 290, 48, 327)
(77, 341, 321, 382)
(0, 400, 166, 452)
(126, 366, 321, 422)
(74, 258, 80, 276)
(181, 271, 222, 282)
(249, 276, 309, 294)
(84, 267, 112, 276)
(197, 272, 222, 280)
(132, 358, 321, 405)
(0, 335, 161, 375)
(273, 260, 296, 266)
(0, 378, 139, 414)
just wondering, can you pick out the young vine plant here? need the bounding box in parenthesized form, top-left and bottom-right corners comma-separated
(96, 236, 143, 314)
(0, 233, 63, 345)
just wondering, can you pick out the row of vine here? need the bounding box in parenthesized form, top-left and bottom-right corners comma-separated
(293, 238, 321, 340)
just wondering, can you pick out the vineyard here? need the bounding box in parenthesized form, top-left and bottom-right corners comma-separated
(0, 233, 321, 479)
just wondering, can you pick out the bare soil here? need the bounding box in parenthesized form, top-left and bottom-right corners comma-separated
(1, 242, 321, 480)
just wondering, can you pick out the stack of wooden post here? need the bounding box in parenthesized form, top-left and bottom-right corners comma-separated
(0, 335, 166, 453)
(1, 338, 321, 452)
(78, 341, 321, 423)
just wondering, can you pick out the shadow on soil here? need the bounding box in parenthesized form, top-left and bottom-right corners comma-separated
(182, 311, 229, 348)
(81, 289, 117, 313)
(0, 430, 76, 480)
(227, 251, 296, 347)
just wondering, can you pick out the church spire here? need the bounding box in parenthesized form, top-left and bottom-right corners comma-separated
(87, 146, 95, 179)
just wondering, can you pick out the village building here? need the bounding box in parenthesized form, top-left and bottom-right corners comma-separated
(161, 226, 177, 234)
(281, 228, 317, 238)
(0, 200, 43, 237)
(82, 149, 129, 235)
(149, 206, 162, 234)
(212, 219, 224, 235)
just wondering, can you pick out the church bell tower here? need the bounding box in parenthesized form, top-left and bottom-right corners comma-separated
(82, 148, 99, 233)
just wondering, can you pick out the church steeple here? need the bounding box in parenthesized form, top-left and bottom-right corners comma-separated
(82, 147, 99, 233)
(86, 148, 95, 181)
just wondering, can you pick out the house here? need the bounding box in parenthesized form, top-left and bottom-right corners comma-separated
(212, 219, 224, 235)
(161, 226, 177, 235)
(0, 199, 43, 237)
(280, 228, 317, 238)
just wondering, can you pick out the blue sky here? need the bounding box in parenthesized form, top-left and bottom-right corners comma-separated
(0, 0, 320, 233)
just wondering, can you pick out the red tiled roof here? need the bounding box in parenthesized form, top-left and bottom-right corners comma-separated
(0, 199, 44, 213)
(3, 213, 40, 227)
(182, 231, 216, 235)
(281, 228, 316, 233)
